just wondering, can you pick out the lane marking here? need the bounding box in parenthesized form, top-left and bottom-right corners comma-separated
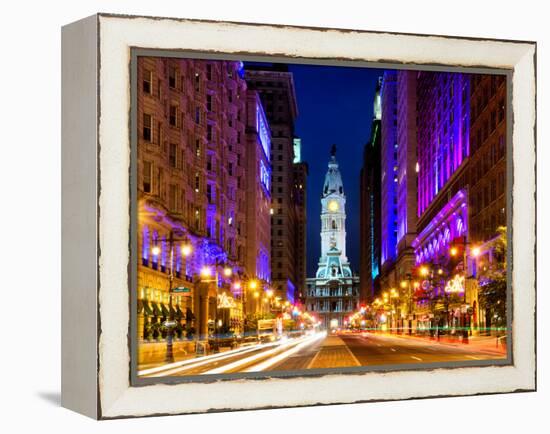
(410, 356, 423, 361)
(246, 333, 326, 372)
(390, 348, 397, 352)
(307, 347, 322, 369)
(344, 343, 361, 367)
(466, 355, 481, 360)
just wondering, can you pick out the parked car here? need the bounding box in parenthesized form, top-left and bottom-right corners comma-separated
(208, 333, 239, 352)
(240, 335, 260, 347)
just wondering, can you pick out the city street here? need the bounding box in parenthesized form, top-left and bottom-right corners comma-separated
(138, 331, 506, 377)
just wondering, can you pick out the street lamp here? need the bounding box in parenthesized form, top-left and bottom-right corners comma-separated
(157, 231, 194, 364)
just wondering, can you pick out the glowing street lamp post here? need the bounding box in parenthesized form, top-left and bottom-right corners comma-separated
(152, 231, 192, 364)
(241, 278, 258, 337)
(402, 273, 417, 335)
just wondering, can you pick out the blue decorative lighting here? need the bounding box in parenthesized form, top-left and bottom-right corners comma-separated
(237, 61, 245, 79)
(256, 105, 271, 161)
(259, 159, 271, 195)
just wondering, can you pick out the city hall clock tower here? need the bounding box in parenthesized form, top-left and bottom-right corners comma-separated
(320, 145, 348, 265)
(306, 145, 360, 329)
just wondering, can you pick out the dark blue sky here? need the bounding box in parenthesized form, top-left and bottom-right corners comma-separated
(288, 64, 382, 276)
(246, 61, 382, 277)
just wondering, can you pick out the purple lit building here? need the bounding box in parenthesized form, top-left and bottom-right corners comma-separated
(380, 71, 398, 274)
(413, 71, 470, 267)
(245, 90, 272, 286)
(378, 70, 419, 332)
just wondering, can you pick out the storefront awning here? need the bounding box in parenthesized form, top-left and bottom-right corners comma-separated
(160, 303, 170, 317)
(140, 300, 154, 316)
(175, 305, 184, 319)
(150, 302, 162, 317)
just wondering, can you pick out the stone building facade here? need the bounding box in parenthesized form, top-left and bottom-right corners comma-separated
(245, 66, 306, 303)
(136, 57, 272, 345)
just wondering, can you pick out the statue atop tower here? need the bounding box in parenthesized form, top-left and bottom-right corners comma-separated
(317, 145, 350, 276)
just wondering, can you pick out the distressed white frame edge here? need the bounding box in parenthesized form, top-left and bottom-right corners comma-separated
(90, 15, 535, 419)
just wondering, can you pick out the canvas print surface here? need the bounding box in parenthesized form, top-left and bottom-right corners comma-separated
(134, 56, 509, 379)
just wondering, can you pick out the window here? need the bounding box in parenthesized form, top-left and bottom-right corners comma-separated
(169, 184, 177, 210)
(143, 69, 152, 94)
(168, 66, 176, 89)
(194, 73, 200, 92)
(206, 94, 212, 112)
(143, 161, 152, 193)
(143, 114, 152, 141)
(207, 125, 213, 142)
(206, 64, 212, 80)
(169, 105, 177, 127)
(195, 107, 201, 124)
(195, 139, 201, 157)
(228, 162, 233, 176)
(156, 122, 162, 145)
(206, 184, 213, 204)
(195, 172, 200, 192)
(169, 143, 177, 168)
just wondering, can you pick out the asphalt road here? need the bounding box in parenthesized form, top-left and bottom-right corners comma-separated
(138, 332, 505, 378)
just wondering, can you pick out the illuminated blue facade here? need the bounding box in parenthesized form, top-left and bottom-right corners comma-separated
(380, 70, 398, 267)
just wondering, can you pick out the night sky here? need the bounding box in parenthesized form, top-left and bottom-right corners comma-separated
(289, 64, 382, 277)
(246, 61, 383, 277)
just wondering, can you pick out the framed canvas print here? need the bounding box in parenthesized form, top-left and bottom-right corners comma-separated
(61, 13, 536, 419)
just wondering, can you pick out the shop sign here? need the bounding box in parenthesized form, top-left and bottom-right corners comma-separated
(445, 275, 465, 294)
(173, 286, 191, 293)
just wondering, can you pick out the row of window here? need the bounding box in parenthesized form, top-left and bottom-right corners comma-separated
(471, 171, 506, 216)
(471, 103, 505, 154)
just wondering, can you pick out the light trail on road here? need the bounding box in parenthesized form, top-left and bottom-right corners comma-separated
(201, 333, 325, 375)
(245, 332, 326, 372)
(138, 341, 279, 377)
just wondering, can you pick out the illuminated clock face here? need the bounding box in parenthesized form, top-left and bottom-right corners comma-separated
(328, 200, 339, 212)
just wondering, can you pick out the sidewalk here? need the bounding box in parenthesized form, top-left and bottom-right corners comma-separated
(138, 340, 198, 371)
(370, 331, 507, 356)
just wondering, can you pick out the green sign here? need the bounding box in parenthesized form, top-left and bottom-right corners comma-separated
(173, 287, 191, 293)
